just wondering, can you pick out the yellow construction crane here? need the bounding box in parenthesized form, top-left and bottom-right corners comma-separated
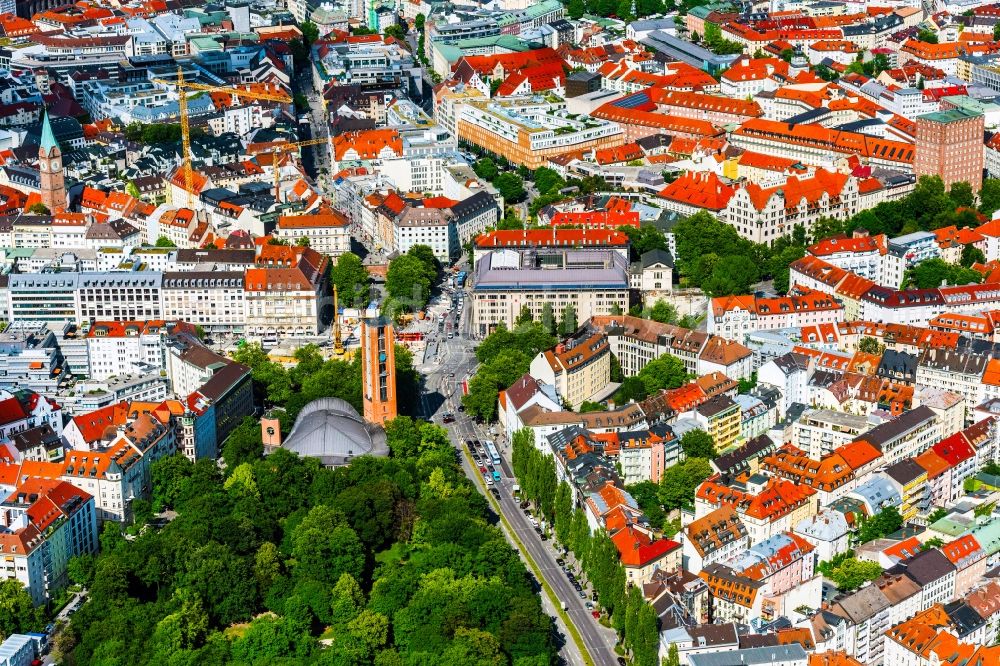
(153, 67, 292, 207)
(333, 284, 344, 357)
(263, 137, 330, 199)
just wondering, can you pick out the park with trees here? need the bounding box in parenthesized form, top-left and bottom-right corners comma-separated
(56, 417, 558, 665)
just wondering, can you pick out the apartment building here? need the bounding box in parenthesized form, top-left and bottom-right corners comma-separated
(160, 272, 246, 333)
(86, 320, 165, 381)
(0, 479, 97, 606)
(730, 119, 915, 171)
(883, 459, 929, 522)
(690, 396, 741, 451)
(915, 349, 990, 422)
(274, 212, 351, 256)
(792, 409, 870, 460)
(76, 272, 163, 322)
(828, 584, 893, 666)
(613, 424, 680, 484)
(683, 505, 750, 573)
(708, 289, 845, 344)
(854, 405, 939, 467)
(529, 333, 611, 410)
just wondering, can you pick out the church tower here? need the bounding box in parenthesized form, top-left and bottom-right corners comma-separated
(38, 112, 66, 212)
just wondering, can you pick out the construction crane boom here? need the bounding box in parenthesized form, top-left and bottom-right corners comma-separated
(265, 137, 330, 200)
(177, 67, 193, 208)
(152, 68, 293, 208)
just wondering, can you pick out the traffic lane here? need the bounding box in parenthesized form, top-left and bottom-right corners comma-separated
(505, 505, 618, 663)
(470, 429, 617, 658)
(453, 431, 589, 666)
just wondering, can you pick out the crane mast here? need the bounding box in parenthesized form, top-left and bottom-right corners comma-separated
(333, 284, 344, 356)
(177, 67, 193, 208)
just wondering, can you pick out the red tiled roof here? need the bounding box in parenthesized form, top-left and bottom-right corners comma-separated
(610, 526, 680, 567)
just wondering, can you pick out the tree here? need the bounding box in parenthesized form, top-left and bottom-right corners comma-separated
(904, 258, 982, 289)
(155, 235, 177, 248)
(330, 572, 365, 627)
(567, 0, 585, 17)
(658, 458, 712, 511)
(857, 336, 885, 355)
(949, 181, 975, 208)
(927, 507, 949, 524)
(918, 28, 939, 43)
(330, 252, 371, 309)
(702, 255, 761, 296)
(618, 225, 669, 261)
(827, 557, 884, 591)
(981, 179, 1000, 216)
(349, 609, 390, 653)
(558, 303, 577, 336)
(613, 376, 648, 404)
(385, 254, 432, 312)
(637, 354, 688, 395)
(626, 481, 666, 529)
(494, 172, 525, 202)
(474, 157, 498, 181)
(515, 304, 533, 326)
(68, 553, 97, 587)
(961, 244, 986, 268)
(414, 13, 425, 31)
(222, 416, 263, 468)
(291, 506, 365, 586)
(616, 0, 634, 21)
(540, 302, 556, 334)
(738, 372, 757, 394)
(27, 202, 50, 215)
(300, 20, 319, 45)
(384, 24, 406, 41)
(407, 244, 440, 283)
(857, 506, 903, 543)
(534, 167, 565, 195)
(648, 299, 678, 324)
(0, 580, 45, 637)
(680, 430, 716, 459)
(665, 643, 681, 666)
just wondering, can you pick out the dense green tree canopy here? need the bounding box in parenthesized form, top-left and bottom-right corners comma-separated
(463, 323, 557, 422)
(329, 252, 371, 309)
(64, 417, 556, 666)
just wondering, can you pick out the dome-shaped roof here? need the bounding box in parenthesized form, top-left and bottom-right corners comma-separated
(282, 397, 388, 467)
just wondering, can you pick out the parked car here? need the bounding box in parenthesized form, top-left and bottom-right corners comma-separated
(592, 610, 601, 619)
(479, 466, 487, 473)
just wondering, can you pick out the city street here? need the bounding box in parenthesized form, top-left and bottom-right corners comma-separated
(416, 290, 620, 666)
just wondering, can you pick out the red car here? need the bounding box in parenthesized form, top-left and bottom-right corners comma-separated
(591, 611, 601, 619)
(479, 466, 487, 473)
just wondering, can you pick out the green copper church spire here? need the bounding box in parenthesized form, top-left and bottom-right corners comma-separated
(40, 111, 58, 153)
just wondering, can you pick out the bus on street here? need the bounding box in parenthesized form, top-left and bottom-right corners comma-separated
(485, 441, 501, 465)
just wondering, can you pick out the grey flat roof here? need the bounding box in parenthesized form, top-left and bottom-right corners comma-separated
(688, 644, 807, 666)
